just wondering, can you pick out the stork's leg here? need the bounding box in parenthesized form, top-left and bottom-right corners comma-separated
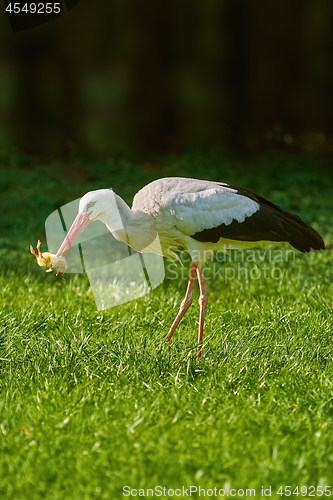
(196, 267, 208, 360)
(166, 262, 198, 342)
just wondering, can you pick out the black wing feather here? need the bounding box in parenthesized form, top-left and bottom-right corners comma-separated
(191, 185, 325, 253)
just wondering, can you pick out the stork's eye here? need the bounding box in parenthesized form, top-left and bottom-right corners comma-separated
(86, 201, 96, 211)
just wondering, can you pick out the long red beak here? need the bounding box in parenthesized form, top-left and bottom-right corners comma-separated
(56, 212, 92, 257)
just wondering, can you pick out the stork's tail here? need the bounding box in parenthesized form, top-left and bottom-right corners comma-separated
(271, 207, 325, 253)
(192, 187, 325, 253)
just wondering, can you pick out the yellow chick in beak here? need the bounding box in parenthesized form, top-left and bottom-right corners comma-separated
(30, 240, 67, 276)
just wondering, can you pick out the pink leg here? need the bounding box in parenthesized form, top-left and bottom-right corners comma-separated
(196, 267, 208, 360)
(166, 262, 198, 342)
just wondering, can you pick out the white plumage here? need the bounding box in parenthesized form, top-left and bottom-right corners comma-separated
(133, 177, 259, 232)
(55, 177, 325, 359)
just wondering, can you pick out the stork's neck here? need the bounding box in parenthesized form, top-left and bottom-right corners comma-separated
(114, 193, 152, 227)
(98, 193, 155, 250)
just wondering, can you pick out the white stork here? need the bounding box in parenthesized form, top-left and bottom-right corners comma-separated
(54, 177, 325, 359)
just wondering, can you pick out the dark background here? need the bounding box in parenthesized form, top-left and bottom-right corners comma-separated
(0, 0, 333, 160)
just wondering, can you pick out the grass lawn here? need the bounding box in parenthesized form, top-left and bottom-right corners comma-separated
(0, 149, 332, 499)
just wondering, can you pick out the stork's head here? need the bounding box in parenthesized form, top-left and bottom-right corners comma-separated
(78, 189, 114, 220)
(56, 189, 115, 257)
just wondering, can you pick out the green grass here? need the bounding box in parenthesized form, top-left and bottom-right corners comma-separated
(0, 149, 333, 499)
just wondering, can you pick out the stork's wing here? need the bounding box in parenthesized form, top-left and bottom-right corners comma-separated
(164, 185, 259, 235)
(165, 183, 325, 253)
